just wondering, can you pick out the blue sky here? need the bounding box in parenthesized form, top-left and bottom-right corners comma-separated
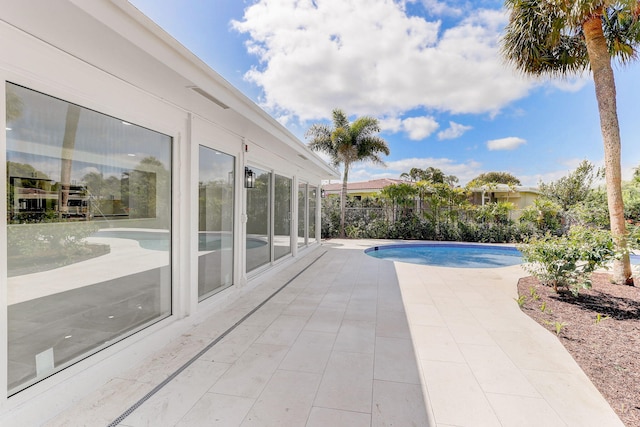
(130, 0, 640, 187)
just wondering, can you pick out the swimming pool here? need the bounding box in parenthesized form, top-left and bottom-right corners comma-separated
(365, 243, 523, 268)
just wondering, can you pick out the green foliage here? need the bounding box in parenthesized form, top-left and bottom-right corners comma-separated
(519, 198, 563, 233)
(515, 295, 526, 307)
(7, 221, 100, 257)
(518, 226, 617, 296)
(553, 321, 567, 336)
(538, 160, 597, 211)
(474, 201, 515, 225)
(567, 186, 610, 228)
(469, 171, 521, 186)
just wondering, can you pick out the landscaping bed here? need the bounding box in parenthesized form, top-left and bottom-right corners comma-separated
(517, 273, 640, 426)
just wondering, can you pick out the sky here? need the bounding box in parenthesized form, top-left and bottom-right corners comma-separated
(129, 0, 640, 187)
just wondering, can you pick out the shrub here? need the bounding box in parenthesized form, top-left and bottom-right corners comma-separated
(518, 226, 617, 296)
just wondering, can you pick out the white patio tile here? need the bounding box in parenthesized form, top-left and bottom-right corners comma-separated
(411, 325, 466, 363)
(333, 319, 375, 355)
(44, 378, 152, 427)
(373, 336, 421, 384)
(489, 329, 579, 373)
(343, 300, 378, 321)
(279, 330, 335, 373)
(372, 380, 431, 427)
(240, 303, 286, 328)
(306, 407, 371, 427)
(123, 360, 231, 427)
(375, 309, 411, 339)
(175, 393, 255, 427)
(209, 343, 289, 398)
(304, 308, 345, 334)
(254, 314, 307, 346)
(485, 393, 566, 427)
(459, 343, 540, 397)
(445, 318, 496, 346)
(240, 370, 321, 427)
(405, 302, 446, 327)
(200, 325, 265, 364)
(421, 359, 501, 427)
(522, 370, 625, 427)
(314, 351, 374, 413)
(117, 334, 212, 385)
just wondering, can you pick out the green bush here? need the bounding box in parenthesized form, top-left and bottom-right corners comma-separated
(518, 226, 617, 296)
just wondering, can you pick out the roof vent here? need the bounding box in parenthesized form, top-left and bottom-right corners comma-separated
(189, 86, 230, 109)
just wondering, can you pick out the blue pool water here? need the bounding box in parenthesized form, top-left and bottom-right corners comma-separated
(365, 243, 523, 268)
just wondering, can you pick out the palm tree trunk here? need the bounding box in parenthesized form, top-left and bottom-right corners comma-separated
(340, 162, 349, 238)
(583, 14, 634, 285)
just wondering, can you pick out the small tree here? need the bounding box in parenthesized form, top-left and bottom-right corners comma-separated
(519, 226, 617, 296)
(539, 160, 597, 212)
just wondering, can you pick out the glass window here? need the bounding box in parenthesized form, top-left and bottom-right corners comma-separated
(274, 174, 291, 260)
(5, 83, 172, 394)
(198, 146, 234, 300)
(309, 186, 317, 243)
(297, 183, 307, 247)
(246, 167, 270, 272)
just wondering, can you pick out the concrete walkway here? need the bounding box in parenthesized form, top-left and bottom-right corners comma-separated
(44, 239, 623, 427)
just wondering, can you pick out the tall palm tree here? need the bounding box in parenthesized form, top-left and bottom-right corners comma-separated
(502, 0, 640, 285)
(306, 109, 390, 238)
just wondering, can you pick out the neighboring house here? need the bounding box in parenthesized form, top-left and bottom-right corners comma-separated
(322, 178, 404, 199)
(0, 2, 338, 424)
(468, 184, 540, 219)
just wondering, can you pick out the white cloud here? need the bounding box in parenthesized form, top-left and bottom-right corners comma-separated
(402, 116, 439, 140)
(420, 0, 463, 16)
(379, 117, 403, 133)
(232, 1, 536, 121)
(486, 136, 526, 151)
(438, 121, 472, 140)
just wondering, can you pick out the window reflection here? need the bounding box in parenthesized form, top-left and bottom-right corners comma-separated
(246, 167, 270, 272)
(309, 186, 317, 243)
(274, 175, 291, 260)
(198, 146, 234, 300)
(5, 83, 172, 394)
(298, 183, 307, 247)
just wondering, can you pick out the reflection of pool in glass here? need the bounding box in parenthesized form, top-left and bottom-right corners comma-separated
(92, 230, 267, 251)
(365, 243, 522, 268)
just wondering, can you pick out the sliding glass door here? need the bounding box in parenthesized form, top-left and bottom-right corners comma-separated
(246, 167, 270, 272)
(274, 174, 292, 260)
(198, 146, 234, 300)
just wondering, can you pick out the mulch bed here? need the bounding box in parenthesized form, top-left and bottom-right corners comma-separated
(517, 273, 640, 427)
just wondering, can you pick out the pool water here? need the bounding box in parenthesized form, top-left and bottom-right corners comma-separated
(365, 243, 522, 268)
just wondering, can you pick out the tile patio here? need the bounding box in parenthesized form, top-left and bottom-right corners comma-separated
(42, 239, 623, 427)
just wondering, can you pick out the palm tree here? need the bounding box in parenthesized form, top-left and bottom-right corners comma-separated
(306, 109, 390, 238)
(501, 1, 640, 285)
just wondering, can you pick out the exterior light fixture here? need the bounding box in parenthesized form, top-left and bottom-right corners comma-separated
(244, 167, 256, 189)
(321, 188, 326, 198)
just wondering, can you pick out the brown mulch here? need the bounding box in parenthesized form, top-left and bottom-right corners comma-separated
(517, 273, 640, 427)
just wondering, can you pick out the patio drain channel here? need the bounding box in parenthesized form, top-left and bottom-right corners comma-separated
(108, 250, 327, 427)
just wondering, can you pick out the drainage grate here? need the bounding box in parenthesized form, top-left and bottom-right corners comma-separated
(107, 251, 327, 426)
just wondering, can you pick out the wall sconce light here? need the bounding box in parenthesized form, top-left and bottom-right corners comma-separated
(321, 188, 326, 198)
(244, 167, 256, 189)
